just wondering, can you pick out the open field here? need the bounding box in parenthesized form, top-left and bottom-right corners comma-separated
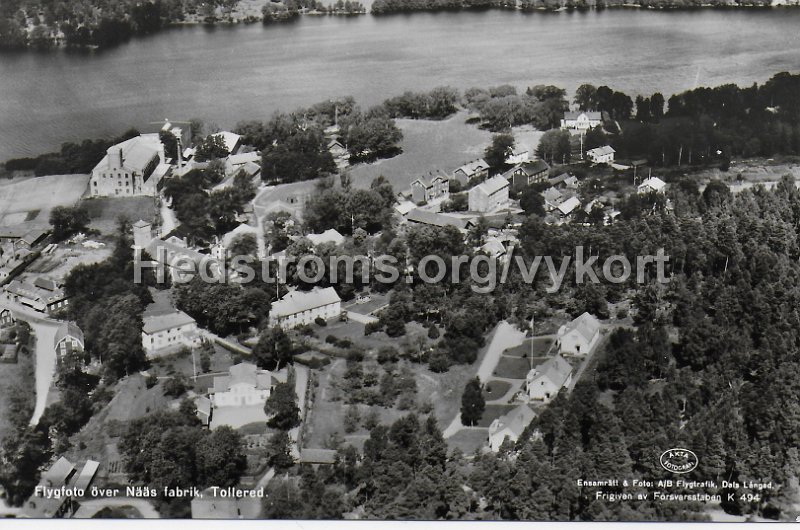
(0, 174, 89, 226)
(81, 196, 159, 236)
(349, 111, 493, 193)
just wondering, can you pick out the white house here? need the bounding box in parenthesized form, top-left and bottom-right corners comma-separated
(208, 362, 288, 430)
(487, 404, 536, 452)
(269, 287, 342, 329)
(638, 176, 667, 194)
(90, 134, 169, 197)
(468, 175, 510, 213)
(526, 355, 573, 403)
(586, 145, 616, 164)
(305, 228, 345, 247)
(505, 149, 530, 166)
(141, 310, 202, 357)
(557, 312, 601, 355)
(561, 111, 602, 131)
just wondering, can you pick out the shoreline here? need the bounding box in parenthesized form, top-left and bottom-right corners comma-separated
(0, 2, 797, 53)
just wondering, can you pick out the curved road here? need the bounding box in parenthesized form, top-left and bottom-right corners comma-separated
(2, 298, 61, 426)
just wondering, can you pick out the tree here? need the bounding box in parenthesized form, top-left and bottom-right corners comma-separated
(341, 107, 403, 162)
(228, 233, 258, 258)
(536, 130, 571, 165)
(253, 326, 294, 370)
(460, 377, 485, 427)
(484, 133, 515, 169)
(519, 186, 545, 217)
(159, 129, 179, 161)
(265, 380, 301, 430)
(196, 426, 247, 487)
(49, 204, 90, 241)
(266, 431, 295, 471)
(194, 134, 229, 162)
(344, 404, 361, 433)
(574, 83, 599, 111)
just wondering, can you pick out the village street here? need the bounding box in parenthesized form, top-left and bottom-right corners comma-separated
(1, 298, 61, 426)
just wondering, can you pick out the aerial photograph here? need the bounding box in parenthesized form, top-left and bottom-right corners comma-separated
(0, 0, 799, 525)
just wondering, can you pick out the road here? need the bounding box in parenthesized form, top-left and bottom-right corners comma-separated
(1, 298, 62, 426)
(72, 498, 160, 519)
(442, 320, 525, 439)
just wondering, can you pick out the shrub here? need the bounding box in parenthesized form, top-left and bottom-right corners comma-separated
(314, 316, 327, 327)
(427, 325, 440, 339)
(325, 335, 338, 344)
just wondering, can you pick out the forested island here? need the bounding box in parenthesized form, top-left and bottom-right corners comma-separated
(0, 0, 795, 51)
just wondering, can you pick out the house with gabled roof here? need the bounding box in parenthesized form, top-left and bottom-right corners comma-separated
(141, 309, 201, 358)
(208, 362, 288, 430)
(506, 160, 550, 191)
(561, 111, 602, 131)
(557, 312, 601, 355)
(487, 404, 536, 452)
(3, 276, 69, 314)
(406, 209, 471, 230)
(638, 176, 667, 194)
(268, 287, 342, 329)
(453, 159, 489, 186)
(526, 355, 573, 403)
(468, 175, 509, 213)
(586, 145, 616, 164)
(54, 321, 84, 360)
(411, 172, 449, 204)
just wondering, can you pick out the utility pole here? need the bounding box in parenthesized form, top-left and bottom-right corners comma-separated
(529, 314, 534, 371)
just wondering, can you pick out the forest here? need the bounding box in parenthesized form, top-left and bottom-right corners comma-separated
(255, 174, 800, 521)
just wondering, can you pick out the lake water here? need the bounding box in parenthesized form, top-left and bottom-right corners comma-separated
(1, 8, 799, 161)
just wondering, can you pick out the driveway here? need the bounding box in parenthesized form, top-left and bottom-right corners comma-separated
(442, 320, 525, 439)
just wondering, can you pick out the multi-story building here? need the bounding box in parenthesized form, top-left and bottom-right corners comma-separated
(268, 287, 342, 329)
(89, 134, 168, 197)
(141, 310, 202, 357)
(561, 111, 602, 131)
(468, 175, 509, 213)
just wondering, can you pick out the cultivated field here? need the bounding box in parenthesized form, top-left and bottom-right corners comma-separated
(0, 174, 89, 227)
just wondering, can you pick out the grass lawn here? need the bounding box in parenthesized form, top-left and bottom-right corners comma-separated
(81, 196, 158, 236)
(493, 355, 548, 380)
(446, 428, 488, 455)
(476, 404, 516, 428)
(503, 338, 553, 358)
(0, 353, 34, 438)
(482, 380, 511, 401)
(348, 111, 493, 192)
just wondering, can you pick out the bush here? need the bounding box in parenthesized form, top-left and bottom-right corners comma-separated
(364, 321, 382, 335)
(428, 350, 451, 373)
(427, 325, 440, 339)
(314, 316, 327, 327)
(377, 346, 399, 364)
(325, 334, 338, 344)
(145, 374, 159, 389)
(163, 375, 187, 397)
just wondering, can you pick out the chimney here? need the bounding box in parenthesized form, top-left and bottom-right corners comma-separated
(118, 148, 124, 168)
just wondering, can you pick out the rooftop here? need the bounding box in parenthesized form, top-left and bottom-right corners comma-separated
(271, 287, 341, 318)
(473, 175, 509, 196)
(142, 310, 196, 335)
(561, 312, 601, 343)
(530, 355, 572, 388)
